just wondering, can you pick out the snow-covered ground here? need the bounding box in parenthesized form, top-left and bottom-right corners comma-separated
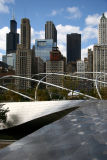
(0, 100, 83, 129)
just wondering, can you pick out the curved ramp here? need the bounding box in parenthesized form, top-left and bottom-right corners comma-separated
(0, 100, 107, 160)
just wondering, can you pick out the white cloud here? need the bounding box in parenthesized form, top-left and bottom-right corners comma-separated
(56, 24, 81, 34)
(66, 7, 82, 19)
(56, 24, 81, 44)
(0, 26, 9, 60)
(82, 26, 98, 42)
(0, 52, 3, 60)
(81, 45, 93, 60)
(105, 12, 107, 17)
(85, 12, 107, 26)
(50, 8, 64, 16)
(85, 14, 100, 26)
(35, 30, 45, 39)
(51, 10, 57, 16)
(58, 44, 66, 57)
(50, 7, 82, 19)
(31, 28, 45, 44)
(0, 0, 14, 13)
(0, 26, 9, 50)
(56, 24, 82, 57)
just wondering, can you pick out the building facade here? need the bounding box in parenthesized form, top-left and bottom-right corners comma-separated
(6, 53, 16, 70)
(66, 61, 77, 73)
(2, 53, 16, 70)
(6, 18, 19, 54)
(88, 49, 93, 79)
(45, 21, 57, 45)
(98, 13, 107, 45)
(35, 39, 56, 62)
(93, 13, 107, 87)
(77, 60, 85, 77)
(67, 33, 81, 63)
(35, 57, 44, 74)
(16, 18, 35, 90)
(93, 45, 107, 87)
(46, 47, 65, 88)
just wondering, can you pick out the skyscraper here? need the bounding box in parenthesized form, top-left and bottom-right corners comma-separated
(21, 18, 31, 49)
(88, 49, 93, 79)
(45, 21, 57, 45)
(6, 17, 19, 54)
(93, 13, 107, 87)
(35, 39, 55, 62)
(67, 33, 81, 63)
(98, 13, 107, 45)
(16, 18, 35, 90)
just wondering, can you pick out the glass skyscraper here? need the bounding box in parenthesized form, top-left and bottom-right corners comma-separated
(6, 18, 19, 54)
(67, 33, 81, 63)
(35, 39, 56, 62)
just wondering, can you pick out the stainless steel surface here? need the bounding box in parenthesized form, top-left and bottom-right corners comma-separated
(0, 100, 107, 160)
(0, 100, 82, 129)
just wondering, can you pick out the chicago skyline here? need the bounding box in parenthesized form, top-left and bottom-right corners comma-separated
(0, 0, 106, 60)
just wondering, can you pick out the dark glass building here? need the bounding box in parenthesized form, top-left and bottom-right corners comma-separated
(6, 18, 19, 54)
(67, 33, 81, 63)
(45, 21, 57, 45)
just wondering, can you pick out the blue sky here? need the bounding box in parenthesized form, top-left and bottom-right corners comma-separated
(0, 0, 107, 60)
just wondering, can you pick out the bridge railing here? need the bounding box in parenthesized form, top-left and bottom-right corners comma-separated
(0, 72, 107, 101)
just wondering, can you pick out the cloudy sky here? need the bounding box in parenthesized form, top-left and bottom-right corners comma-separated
(0, 0, 107, 60)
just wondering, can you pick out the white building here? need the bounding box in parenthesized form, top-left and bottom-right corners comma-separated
(93, 45, 107, 87)
(93, 13, 107, 87)
(77, 59, 88, 78)
(77, 60, 85, 77)
(98, 13, 107, 45)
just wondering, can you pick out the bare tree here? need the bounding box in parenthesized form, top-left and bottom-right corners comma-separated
(0, 104, 9, 123)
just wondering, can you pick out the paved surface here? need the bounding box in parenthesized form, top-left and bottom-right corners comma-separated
(0, 100, 107, 160)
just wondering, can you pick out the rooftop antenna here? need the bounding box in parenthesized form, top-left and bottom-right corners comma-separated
(12, 8, 15, 20)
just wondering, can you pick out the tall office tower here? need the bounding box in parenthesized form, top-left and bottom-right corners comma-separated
(21, 18, 31, 49)
(45, 21, 57, 45)
(67, 33, 81, 63)
(88, 49, 93, 79)
(16, 18, 34, 90)
(93, 13, 107, 87)
(98, 13, 107, 45)
(6, 17, 19, 54)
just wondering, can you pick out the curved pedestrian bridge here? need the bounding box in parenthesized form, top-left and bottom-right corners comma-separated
(0, 100, 107, 159)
